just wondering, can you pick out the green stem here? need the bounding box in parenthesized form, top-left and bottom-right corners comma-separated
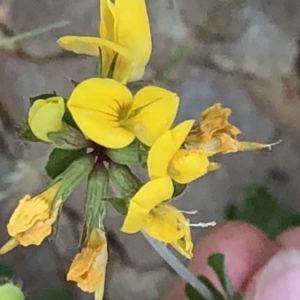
(143, 233, 215, 300)
(0, 21, 69, 47)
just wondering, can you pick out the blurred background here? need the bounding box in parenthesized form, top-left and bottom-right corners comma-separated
(1, 0, 300, 299)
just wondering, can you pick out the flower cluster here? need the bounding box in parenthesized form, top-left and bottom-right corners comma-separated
(0, 0, 278, 299)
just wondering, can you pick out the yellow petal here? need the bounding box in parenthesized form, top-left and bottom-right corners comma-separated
(57, 36, 132, 81)
(67, 78, 135, 148)
(127, 86, 180, 146)
(121, 177, 174, 233)
(142, 204, 187, 243)
(99, 0, 115, 39)
(171, 224, 193, 259)
(28, 97, 65, 142)
(114, 0, 151, 81)
(57, 36, 131, 58)
(168, 149, 211, 184)
(147, 120, 195, 179)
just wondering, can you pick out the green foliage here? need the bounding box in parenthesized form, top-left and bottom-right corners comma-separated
(18, 122, 42, 142)
(106, 197, 128, 215)
(45, 148, 86, 179)
(0, 22, 68, 47)
(224, 184, 300, 238)
(185, 254, 243, 300)
(108, 162, 142, 198)
(0, 284, 24, 300)
(172, 180, 187, 198)
(207, 254, 233, 298)
(107, 139, 148, 166)
(186, 275, 224, 300)
(0, 263, 14, 285)
(62, 101, 79, 130)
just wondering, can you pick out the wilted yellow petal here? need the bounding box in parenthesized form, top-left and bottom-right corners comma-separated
(4, 183, 61, 248)
(186, 103, 280, 155)
(121, 177, 174, 234)
(67, 228, 107, 293)
(127, 86, 179, 146)
(68, 78, 135, 148)
(168, 149, 211, 184)
(148, 120, 195, 179)
(28, 97, 65, 142)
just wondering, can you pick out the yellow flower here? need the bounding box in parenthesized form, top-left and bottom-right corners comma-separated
(121, 179, 193, 258)
(143, 204, 193, 258)
(28, 96, 65, 142)
(67, 228, 107, 296)
(185, 103, 278, 156)
(68, 78, 179, 149)
(148, 120, 219, 184)
(0, 183, 61, 254)
(121, 176, 174, 233)
(57, 0, 151, 83)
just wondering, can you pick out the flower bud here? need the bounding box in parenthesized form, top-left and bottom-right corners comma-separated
(28, 96, 65, 143)
(0, 284, 24, 300)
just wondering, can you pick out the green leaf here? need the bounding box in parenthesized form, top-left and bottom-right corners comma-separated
(107, 139, 148, 165)
(0, 21, 68, 47)
(108, 162, 142, 198)
(18, 122, 42, 142)
(185, 275, 225, 300)
(106, 197, 128, 215)
(224, 185, 300, 238)
(223, 203, 239, 220)
(233, 292, 244, 300)
(0, 284, 24, 300)
(81, 167, 108, 246)
(0, 263, 14, 285)
(172, 180, 187, 198)
(63, 101, 79, 130)
(45, 148, 86, 179)
(208, 253, 234, 298)
(38, 289, 73, 300)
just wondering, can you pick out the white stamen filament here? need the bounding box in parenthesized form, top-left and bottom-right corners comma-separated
(189, 221, 216, 228)
(180, 209, 198, 215)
